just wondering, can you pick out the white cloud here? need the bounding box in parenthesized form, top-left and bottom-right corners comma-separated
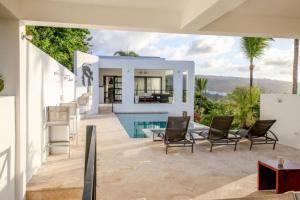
(186, 36, 235, 57)
(90, 29, 163, 55)
(89, 29, 295, 81)
(254, 47, 294, 81)
(90, 30, 234, 60)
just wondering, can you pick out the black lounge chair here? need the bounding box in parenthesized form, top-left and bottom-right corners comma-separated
(238, 120, 278, 150)
(163, 116, 194, 154)
(196, 116, 239, 152)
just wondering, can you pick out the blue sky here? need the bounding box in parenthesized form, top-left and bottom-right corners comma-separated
(90, 29, 295, 82)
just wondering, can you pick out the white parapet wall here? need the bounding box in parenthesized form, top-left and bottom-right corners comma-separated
(0, 96, 16, 200)
(26, 42, 75, 181)
(260, 94, 300, 150)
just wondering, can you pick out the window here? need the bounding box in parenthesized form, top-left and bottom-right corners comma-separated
(146, 77, 162, 92)
(134, 77, 162, 94)
(183, 71, 188, 103)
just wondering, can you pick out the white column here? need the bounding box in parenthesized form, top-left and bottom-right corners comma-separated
(17, 22, 28, 200)
(0, 21, 20, 200)
(122, 67, 134, 107)
(173, 69, 183, 106)
(89, 65, 99, 114)
(188, 65, 195, 117)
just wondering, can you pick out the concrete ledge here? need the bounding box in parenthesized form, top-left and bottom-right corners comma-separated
(26, 187, 83, 200)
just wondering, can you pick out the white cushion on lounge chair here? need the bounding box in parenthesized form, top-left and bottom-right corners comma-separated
(237, 129, 249, 137)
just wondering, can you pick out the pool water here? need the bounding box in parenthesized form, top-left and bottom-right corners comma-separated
(116, 113, 168, 138)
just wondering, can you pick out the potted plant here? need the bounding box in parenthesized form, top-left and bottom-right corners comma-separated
(0, 75, 4, 93)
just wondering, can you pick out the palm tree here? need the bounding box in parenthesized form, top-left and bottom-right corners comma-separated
(195, 77, 207, 95)
(292, 39, 299, 94)
(241, 37, 272, 87)
(194, 77, 208, 111)
(113, 50, 139, 57)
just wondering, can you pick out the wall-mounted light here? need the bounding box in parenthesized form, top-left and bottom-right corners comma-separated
(277, 98, 283, 103)
(21, 32, 33, 41)
(54, 71, 73, 81)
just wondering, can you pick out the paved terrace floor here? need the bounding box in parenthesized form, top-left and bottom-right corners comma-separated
(27, 113, 300, 200)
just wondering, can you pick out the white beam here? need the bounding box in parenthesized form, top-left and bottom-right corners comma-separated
(181, 0, 247, 31)
(0, 0, 20, 18)
(20, 0, 181, 33)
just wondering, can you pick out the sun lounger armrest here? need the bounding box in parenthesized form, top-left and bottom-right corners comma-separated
(210, 128, 224, 134)
(267, 130, 278, 141)
(188, 131, 196, 143)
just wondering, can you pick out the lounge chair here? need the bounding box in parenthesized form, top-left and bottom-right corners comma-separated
(195, 116, 239, 152)
(163, 116, 194, 154)
(238, 120, 278, 150)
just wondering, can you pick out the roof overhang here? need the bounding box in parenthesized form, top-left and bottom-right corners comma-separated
(1, 0, 300, 38)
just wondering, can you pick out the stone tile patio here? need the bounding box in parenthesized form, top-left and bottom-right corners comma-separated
(27, 113, 300, 200)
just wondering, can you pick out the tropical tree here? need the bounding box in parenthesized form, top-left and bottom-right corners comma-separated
(194, 77, 208, 122)
(229, 86, 260, 128)
(292, 39, 299, 94)
(195, 77, 207, 95)
(113, 50, 139, 57)
(241, 37, 272, 87)
(26, 26, 92, 71)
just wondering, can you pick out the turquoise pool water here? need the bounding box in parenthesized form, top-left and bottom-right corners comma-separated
(116, 113, 168, 138)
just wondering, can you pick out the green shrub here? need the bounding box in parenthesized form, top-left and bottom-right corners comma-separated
(196, 86, 260, 129)
(229, 86, 260, 128)
(0, 75, 4, 92)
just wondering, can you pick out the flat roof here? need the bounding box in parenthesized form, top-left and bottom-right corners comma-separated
(98, 55, 165, 60)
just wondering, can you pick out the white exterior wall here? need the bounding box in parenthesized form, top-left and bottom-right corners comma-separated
(26, 42, 75, 181)
(0, 96, 16, 200)
(75, 52, 195, 117)
(260, 94, 300, 150)
(99, 57, 194, 116)
(0, 18, 75, 199)
(74, 51, 99, 114)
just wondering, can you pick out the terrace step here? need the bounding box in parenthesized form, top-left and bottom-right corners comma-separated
(98, 104, 113, 113)
(26, 187, 83, 200)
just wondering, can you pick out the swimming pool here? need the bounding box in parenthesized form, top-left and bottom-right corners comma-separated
(116, 113, 168, 138)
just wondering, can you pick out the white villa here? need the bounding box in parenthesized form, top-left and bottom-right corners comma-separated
(74, 51, 195, 116)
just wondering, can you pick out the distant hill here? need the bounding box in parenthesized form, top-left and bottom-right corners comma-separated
(196, 75, 296, 94)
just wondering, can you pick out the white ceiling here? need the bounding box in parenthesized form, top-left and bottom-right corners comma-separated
(0, 2, 17, 19)
(1, 0, 300, 37)
(47, 0, 190, 12)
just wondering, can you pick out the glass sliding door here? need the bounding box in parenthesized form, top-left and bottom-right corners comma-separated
(134, 76, 162, 94)
(134, 77, 145, 96)
(104, 76, 122, 103)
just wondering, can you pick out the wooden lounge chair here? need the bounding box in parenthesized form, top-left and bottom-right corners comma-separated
(196, 116, 239, 152)
(163, 116, 194, 154)
(238, 120, 278, 150)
